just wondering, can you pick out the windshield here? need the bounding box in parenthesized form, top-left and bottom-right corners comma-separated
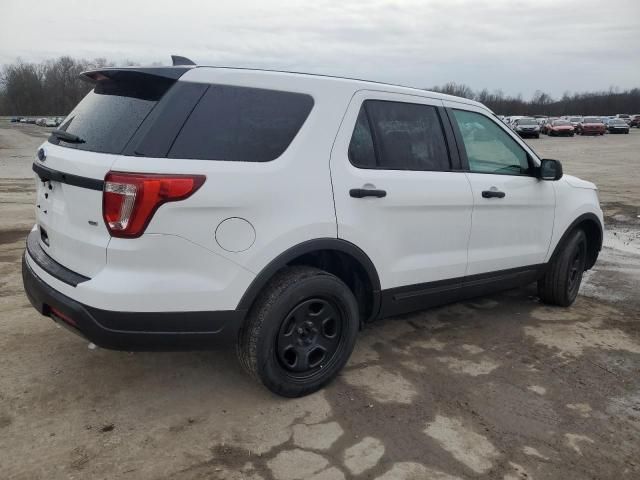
(610, 119, 626, 125)
(517, 118, 537, 125)
(553, 120, 570, 126)
(569, 117, 582, 122)
(49, 73, 174, 154)
(583, 117, 601, 123)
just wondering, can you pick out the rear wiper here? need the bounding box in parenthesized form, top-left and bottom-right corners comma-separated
(51, 129, 85, 144)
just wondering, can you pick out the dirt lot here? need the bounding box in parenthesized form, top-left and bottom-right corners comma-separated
(1, 121, 639, 480)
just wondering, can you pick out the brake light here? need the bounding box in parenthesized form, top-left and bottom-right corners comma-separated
(103, 172, 205, 238)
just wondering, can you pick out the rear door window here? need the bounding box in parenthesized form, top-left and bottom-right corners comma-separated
(49, 74, 173, 154)
(349, 100, 451, 171)
(168, 85, 314, 162)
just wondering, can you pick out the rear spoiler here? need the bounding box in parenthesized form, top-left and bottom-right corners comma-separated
(81, 54, 197, 83)
(80, 66, 193, 83)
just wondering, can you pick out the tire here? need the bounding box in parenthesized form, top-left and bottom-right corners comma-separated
(237, 266, 359, 397)
(538, 229, 587, 307)
(535, 134, 540, 139)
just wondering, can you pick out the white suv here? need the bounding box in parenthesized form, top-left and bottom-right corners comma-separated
(22, 60, 603, 397)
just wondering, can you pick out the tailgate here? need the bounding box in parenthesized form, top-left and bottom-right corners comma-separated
(31, 68, 180, 278)
(33, 146, 116, 277)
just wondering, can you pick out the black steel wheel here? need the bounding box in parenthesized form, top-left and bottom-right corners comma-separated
(237, 266, 359, 397)
(538, 229, 588, 307)
(276, 298, 345, 378)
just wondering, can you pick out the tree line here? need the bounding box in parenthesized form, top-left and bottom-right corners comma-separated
(0, 57, 117, 115)
(1, 56, 639, 116)
(430, 82, 640, 116)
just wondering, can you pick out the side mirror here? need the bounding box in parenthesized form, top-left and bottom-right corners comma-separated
(538, 159, 563, 181)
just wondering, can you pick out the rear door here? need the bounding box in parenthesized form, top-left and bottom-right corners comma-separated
(330, 91, 474, 315)
(34, 70, 178, 277)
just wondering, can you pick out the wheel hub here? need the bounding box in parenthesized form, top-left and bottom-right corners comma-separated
(276, 298, 343, 376)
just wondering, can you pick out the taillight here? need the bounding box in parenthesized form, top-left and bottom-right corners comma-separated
(103, 172, 205, 238)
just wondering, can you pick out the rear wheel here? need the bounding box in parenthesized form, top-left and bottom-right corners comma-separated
(237, 266, 359, 397)
(538, 229, 587, 307)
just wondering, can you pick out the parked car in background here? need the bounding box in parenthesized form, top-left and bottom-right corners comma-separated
(607, 119, 630, 134)
(512, 117, 540, 138)
(507, 116, 525, 129)
(629, 115, 640, 128)
(577, 117, 606, 135)
(44, 118, 58, 127)
(35, 118, 47, 126)
(10, 117, 23, 123)
(547, 119, 575, 136)
(565, 116, 583, 130)
(615, 114, 631, 124)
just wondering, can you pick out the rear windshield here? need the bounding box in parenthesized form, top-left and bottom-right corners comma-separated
(49, 73, 173, 154)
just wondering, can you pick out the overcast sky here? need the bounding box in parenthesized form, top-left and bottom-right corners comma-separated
(2, 0, 639, 98)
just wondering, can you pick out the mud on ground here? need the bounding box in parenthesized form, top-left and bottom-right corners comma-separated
(1, 122, 639, 479)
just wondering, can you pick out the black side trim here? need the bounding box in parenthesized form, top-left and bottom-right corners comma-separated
(444, 107, 469, 171)
(237, 238, 382, 320)
(26, 230, 89, 287)
(380, 264, 545, 318)
(438, 106, 462, 171)
(22, 254, 244, 351)
(32, 163, 104, 191)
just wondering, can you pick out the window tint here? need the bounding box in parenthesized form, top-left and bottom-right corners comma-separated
(351, 100, 450, 171)
(452, 109, 530, 175)
(49, 74, 173, 154)
(348, 107, 376, 168)
(169, 85, 314, 162)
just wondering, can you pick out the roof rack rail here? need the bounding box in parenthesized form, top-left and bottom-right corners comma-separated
(171, 55, 196, 66)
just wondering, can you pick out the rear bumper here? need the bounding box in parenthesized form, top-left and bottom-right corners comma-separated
(22, 252, 245, 351)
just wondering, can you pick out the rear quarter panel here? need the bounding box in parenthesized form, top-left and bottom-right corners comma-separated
(110, 71, 357, 279)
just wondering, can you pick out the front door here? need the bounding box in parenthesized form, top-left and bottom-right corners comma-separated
(445, 105, 556, 276)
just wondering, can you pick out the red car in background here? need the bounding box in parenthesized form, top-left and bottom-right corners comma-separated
(577, 117, 606, 135)
(545, 119, 575, 136)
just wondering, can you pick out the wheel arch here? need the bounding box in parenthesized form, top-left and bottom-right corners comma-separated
(237, 239, 382, 324)
(549, 212, 603, 271)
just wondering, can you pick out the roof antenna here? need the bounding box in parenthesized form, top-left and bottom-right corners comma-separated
(171, 55, 196, 66)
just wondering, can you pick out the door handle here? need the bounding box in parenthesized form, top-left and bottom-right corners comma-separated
(481, 190, 505, 199)
(350, 188, 387, 198)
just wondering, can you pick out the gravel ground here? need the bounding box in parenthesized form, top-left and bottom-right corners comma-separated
(1, 121, 639, 480)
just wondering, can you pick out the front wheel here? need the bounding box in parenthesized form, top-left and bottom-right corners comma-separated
(538, 229, 587, 307)
(237, 266, 359, 397)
